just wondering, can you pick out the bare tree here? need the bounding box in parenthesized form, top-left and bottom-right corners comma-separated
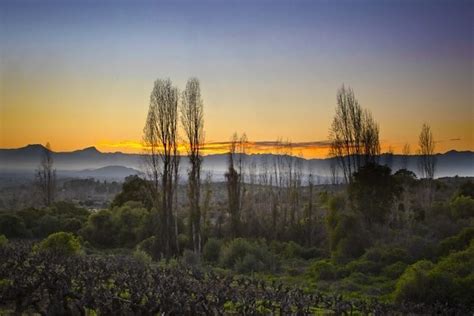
(225, 133, 247, 238)
(329, 85, 380, 183)
(418, 123, 436, 179)
(361, 109, 380, 165)
(181, 77, 204, 253)
(143, 78, 179, 258)
(36, 142, 56, 206)
(401, 143, 411, 170)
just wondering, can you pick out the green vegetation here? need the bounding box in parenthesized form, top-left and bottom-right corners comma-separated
(0, 175, 474, 310)
(1, 171, 473, 312)
(33, 232, 82, 256)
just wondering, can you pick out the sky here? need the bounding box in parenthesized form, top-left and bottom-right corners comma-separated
(0, 0, 472, 158)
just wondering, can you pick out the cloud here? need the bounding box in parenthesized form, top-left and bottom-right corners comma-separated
(97, 139, 332, 157)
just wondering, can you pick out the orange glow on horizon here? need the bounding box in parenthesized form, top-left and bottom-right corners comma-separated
(93, 139, 466, 159)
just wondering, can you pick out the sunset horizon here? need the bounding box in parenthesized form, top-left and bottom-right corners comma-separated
(1, 1, 473, 312)
(1, 0, 472, 158)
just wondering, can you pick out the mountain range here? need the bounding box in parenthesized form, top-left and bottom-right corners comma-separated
(1, 144, 473, 182)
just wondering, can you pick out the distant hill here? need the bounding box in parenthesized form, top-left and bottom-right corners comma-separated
(0, 145, 473, 181)
(60, 165, 143, 181)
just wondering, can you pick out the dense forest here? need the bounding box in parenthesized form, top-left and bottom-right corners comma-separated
(0, 79, 473, 314)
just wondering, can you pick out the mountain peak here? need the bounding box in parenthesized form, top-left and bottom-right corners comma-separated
(19, 144, 49, 153)
(78, 146, 101, 153)
(24, 144, 47, 150)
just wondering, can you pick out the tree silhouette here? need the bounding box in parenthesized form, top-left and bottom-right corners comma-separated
(329, 85, 380, 183)
(181, 77, 205, 253)
(417, 123, 436, 179)
(143, 78, 179, 258)
(36, 142, 56, 207)
(225, 133, 247, 238)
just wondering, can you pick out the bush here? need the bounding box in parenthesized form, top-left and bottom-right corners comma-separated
(203, 238, 222, 263)
(450, 195, 474, 219)
(346, 258, 381, 275)
(34, 232, 82, 256)
(282, 241, 304, 259)
(326, 197, 369, 263)
(177, 234, 189, 253)
(234, 254, 264, 274)
(382, 261, 408, 279)
(309, 259, 338, 281)
(393, 260, 434, 304)
(219, 238, 277, 273)
(133, 248, 152, 264)
(0, 214, 28, 238)
(182, 249, 201, 268)
(438, 227, 474, 257)
(37, 214, 61, 237)
(393, 242, 474, 307)
(137, 236, 158, 259)
(0, 234, 7, 247)
(81, 209, 116, 248)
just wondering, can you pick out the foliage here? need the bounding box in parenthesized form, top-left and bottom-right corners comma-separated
(0, 234, 7, 247)
(438, 227, 474, 258)
(112, 175, 153, 209)
(182, 249, 201, 268)
(133, 248, 152, 264)
(34, 232, 82, 256)
(137, 236, 158, 260)
(81, 209, 116, 247)
(349, 163, 401, 225)
(394, 241, 474, 308)
(308, 259, 338, 281)
(0, 213, 28, 238)
(1, 202, 89, 239)
(2, 241, 463, 315)
(326, 202, 369, 263)
(202, 238, 222, 263)
(450, 195, 474, 219)
(81, 202, 151, 248)
(457, 180, 474, 199)
(219, 238, 278, 273)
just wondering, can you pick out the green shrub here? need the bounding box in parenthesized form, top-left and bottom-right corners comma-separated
(234, 254, 264, 274)
(177, 234, 189, 252)
(219, 238, 277, 273)
(182, 249, 201, 268)
(364, 246, 408, 264)
(346, 258, 381, 275)
(81, 209, 116, 248)
(62, 218, 83, 233)
(133, 248, 152, 264)
(0, 234, 7, 247)
(277, 241, 322, 260)
(0, 214, 28, 238)
(37, 214, 61, 237)
(326, 197, 369, 263)
(393, 260, 434, 304)
(450, 195, 474, 219)
(283, 241, 304, 259)
(457, 180, 474, 199)
(438, 227, 474, 257)
(137, 236, 158, 259)
(383, 261, 408, 279)
(309, 259, 337, 281)
(393, 242, 474, 307)
(34, 232, 82, 256)
(202, 238, 222, 263)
